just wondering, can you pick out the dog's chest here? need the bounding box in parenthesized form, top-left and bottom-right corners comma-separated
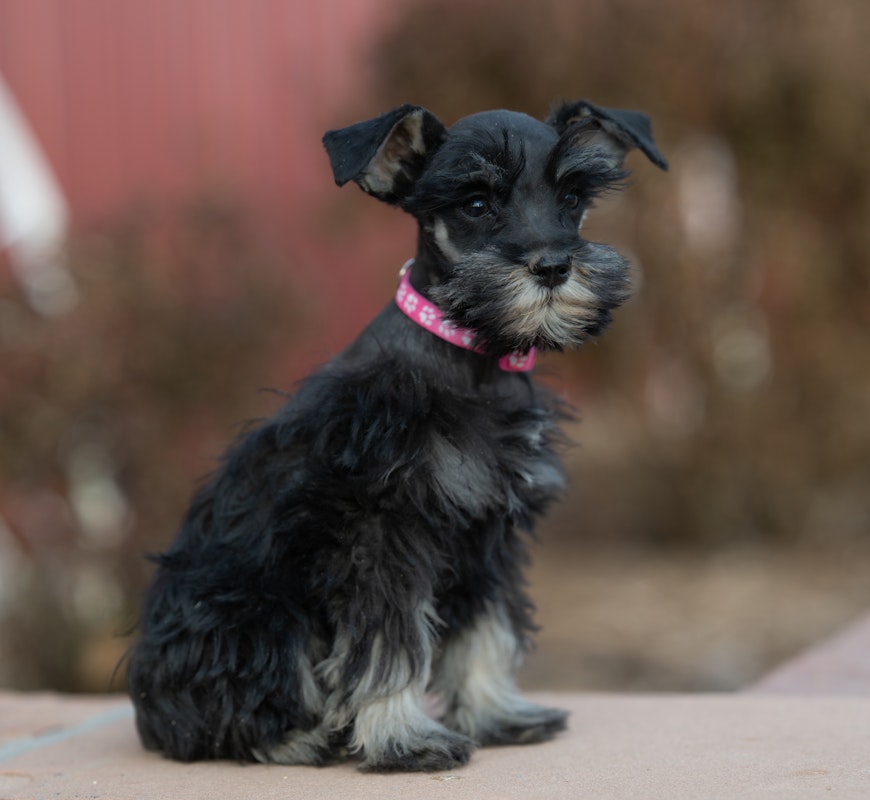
(425, 399, 566, 520)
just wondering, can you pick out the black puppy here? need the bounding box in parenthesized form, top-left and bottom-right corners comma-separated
(127, 100, 666, 772)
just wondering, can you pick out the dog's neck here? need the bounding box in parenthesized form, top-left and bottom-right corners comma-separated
(395, 260, 537, 372)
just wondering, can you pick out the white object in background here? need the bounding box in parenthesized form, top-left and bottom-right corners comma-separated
(0, 72, 77, 315)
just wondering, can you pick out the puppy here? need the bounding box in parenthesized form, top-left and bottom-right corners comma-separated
(127, 100, 667, 772)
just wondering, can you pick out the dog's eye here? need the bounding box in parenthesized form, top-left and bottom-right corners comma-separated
(561, 191, 582, 210)
(461, 196, 492, 219)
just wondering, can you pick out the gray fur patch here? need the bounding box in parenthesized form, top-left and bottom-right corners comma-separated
(428, 434, 502, 515)
(431, 605, 567, 745)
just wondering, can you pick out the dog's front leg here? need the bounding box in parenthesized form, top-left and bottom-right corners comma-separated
(432, 603, 568, 746)
(318, 596, 474, 772)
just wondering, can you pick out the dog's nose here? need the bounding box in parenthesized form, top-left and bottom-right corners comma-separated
(529, 257, 571, 289)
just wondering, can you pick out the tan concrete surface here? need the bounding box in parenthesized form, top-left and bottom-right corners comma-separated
(2, 691, 869, 799)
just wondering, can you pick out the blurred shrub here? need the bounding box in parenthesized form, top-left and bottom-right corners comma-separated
(0, 195, 301, 689)
(374, 0, 870, 546)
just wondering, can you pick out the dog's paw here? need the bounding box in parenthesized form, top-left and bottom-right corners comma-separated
(358, 727, 474, 773)
(475, 703, 569, 746)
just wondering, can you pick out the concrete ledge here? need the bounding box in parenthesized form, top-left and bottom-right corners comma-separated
(746, 612, 870, 695)
(2, 691, 870, 799)
(3, 612, 870, 798)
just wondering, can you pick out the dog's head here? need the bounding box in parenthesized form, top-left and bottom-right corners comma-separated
(323, 101, 666, 357)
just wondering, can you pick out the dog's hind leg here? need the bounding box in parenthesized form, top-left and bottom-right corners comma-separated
(432, 603, 568, 746)
(251, 649, 342, 767)
(350, 675, 473, 772)
(320, 599, 474, 772)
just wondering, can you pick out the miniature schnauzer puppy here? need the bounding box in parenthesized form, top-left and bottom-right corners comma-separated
(127, 99, 666, 772)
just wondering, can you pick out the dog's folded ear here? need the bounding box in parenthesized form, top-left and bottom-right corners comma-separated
(323, 105, 448, 205)
(547, 100, 668, 171)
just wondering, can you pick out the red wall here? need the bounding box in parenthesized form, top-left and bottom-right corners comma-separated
(0, 0, 395, 230)
(0, 0, 418, 356)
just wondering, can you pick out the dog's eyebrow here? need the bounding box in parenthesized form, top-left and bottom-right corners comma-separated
(482, 129, 527, 186)
(445, 130, 526, 187)
(407, 131, 526, 213)
(547, 130, 628, 194)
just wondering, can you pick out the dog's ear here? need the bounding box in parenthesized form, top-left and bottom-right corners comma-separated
(547, 100, 668, 171)
(322, 105, 448, 204)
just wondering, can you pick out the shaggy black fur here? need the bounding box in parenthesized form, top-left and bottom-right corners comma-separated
(127, 99, 666, 772)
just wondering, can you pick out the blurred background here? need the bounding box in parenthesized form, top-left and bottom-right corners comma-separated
(1, 0, 869, 694)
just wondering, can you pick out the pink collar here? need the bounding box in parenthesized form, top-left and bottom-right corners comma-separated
(395, 260, 537, 372)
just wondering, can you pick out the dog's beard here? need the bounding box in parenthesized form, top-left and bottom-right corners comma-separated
(430, 242, 631, 357)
